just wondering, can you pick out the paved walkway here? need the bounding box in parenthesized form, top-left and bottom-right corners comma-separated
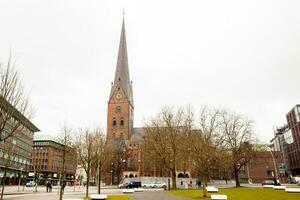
(4, 190, 185, 200)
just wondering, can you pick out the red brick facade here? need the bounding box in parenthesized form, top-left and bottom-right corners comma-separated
(240, 151, 286, 183)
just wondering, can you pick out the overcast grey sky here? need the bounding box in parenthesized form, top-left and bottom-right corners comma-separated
(0, 0, 299, 142)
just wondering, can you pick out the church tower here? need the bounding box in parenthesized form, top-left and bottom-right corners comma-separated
(107, 18, 134, 141)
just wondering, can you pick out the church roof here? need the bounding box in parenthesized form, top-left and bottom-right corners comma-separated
(131, 127, 145, 141)
(109, 18, 133, 105)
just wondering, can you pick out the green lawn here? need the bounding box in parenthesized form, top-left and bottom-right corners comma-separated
(168, 188, 300, 200)
(107, 195, 133, 200)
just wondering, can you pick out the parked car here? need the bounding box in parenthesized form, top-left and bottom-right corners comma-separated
(261, 180, 280, 186)
(153, 182, 167, 188)
(26, 181, 35, 187)
(126, 181, 142, 188)
(118, 182, 129, 188)
(290, 176, 300, 184)
(142, 182, 155, 188)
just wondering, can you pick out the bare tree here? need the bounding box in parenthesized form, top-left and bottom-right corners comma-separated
(58, 124, 74, 200)
(189, 107, 223, 197)
(110, 141, 126, 184)
(92, 129, 109, 194)
(0, 55, 33, 142)
(221, 111, 254, 187)
(143, 107, 190, 189)
(75, 129, 93, 198)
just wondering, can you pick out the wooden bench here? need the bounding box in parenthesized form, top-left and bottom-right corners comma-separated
(206, 186, 219, 192)
(285, 188, 300, 193)
(211, 195, 227, 200)
(273, 186, 286, 190)
(134, 188, 144, 192)
(122, 189, 134, 193)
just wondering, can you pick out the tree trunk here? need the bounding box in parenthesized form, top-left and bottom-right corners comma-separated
(86, 166, 90, 198)
(0, 171, 6, 200)
(171, 169, 177, 189)
(59, 173, 64, 200)
(234, 167, 240, 187)
(97, 164, 101, 194)
(59, 174, 63, 200)
(202, 177, 208, 197)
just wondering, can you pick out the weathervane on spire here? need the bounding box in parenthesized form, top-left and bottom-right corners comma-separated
(123, 8, 125, 16)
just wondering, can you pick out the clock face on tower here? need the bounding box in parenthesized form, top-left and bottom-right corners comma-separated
(115, 106, 121, 113)
(116, 92, 123, 100)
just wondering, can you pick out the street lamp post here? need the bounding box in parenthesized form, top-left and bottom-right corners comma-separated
(268, 147, 278, 179)
(29, 164, 38, 192)
(110, 170, 113, 185)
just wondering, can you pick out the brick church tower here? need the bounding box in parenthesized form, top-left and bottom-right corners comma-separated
(107, 18, 134, 141)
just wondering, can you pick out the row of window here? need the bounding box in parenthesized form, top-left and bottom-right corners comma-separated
(113, 118, 124, 126)
(0, 150, 31, 165)
(0, 114, 34, 136)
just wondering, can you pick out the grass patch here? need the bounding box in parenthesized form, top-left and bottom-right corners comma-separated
(168, 187, 300, 200)
(107, 195, 133, 200)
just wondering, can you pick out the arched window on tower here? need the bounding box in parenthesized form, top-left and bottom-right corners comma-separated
(113, 118, 116, 126)
(120, 118, 124, 126)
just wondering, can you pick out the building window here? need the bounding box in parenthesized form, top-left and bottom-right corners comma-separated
(113, 118, 116, 126)
(120, 119, 124, 126)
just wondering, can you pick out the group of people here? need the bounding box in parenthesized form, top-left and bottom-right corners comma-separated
(46, 181, 52, 192)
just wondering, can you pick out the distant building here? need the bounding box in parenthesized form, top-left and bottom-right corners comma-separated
(270, 125, 291, 176)
(75, 165, 87, 186)
(286, 105, 300, 175)
(270, 104, 300, 177)
(241, 151, 286, 183)
(0, 96, 40, 185)
(30, 135, 77, 185)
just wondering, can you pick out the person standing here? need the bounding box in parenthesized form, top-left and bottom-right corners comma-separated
(46, 182, 50, 192)
(49, 182, 52, 192)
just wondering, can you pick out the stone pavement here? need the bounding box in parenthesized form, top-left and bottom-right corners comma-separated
(5, 191, 185, 200)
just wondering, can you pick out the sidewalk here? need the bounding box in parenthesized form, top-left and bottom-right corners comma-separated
(3, 185, 122, 196)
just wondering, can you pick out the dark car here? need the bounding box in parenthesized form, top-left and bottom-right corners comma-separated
(126, 181, 142, 188)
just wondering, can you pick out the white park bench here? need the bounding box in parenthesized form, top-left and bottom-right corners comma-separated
(285, 188, 300, 193)
(122, 189, 134, 193)
(90, 194, 108, 200)
(262, 185, 274, 188)
(206, 186, 219, 192)
(273, 185, 286, 190)
(134, 188, 144, 192)
(63, 199, 81, 200)
(211, 195, 227, 200)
